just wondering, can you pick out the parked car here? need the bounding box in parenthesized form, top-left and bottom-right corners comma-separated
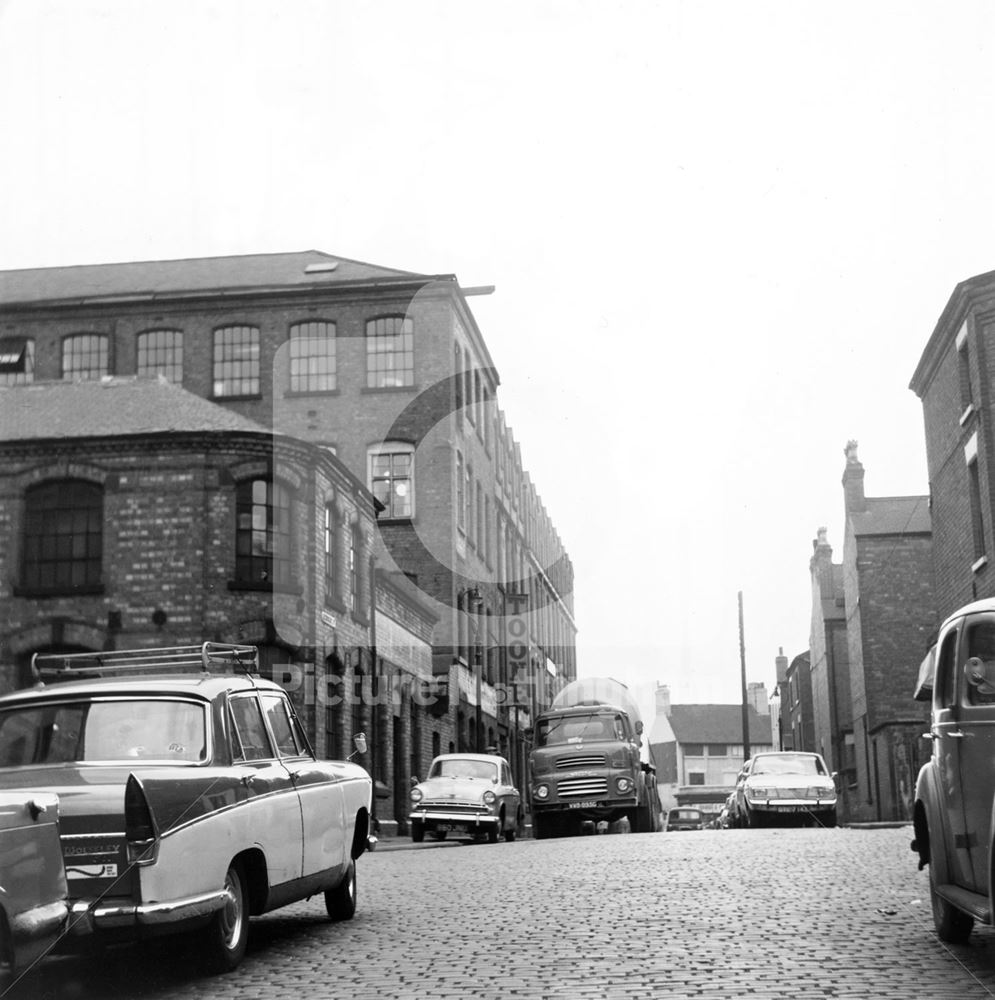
(912, 599, 995, 943)
(665, 807, 703, 831)
(0, 643, 374, 974)
(733, 751, 838, 828)
(0, 791, 68, 989)
(409, 753, 523, 843)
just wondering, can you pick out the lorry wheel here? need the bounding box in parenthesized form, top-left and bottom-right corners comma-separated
(533, 814, 553, 839)
(930, 863, 973, 943)
(411, 820, 424, 843)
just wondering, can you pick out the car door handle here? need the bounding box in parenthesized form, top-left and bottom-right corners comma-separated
(947, 730, 973, 739)
(241, 774, 258, 787)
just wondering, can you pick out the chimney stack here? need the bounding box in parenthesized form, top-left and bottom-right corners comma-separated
(842, 439, 866, 513)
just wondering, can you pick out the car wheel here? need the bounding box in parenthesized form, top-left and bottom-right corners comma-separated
(411, 820, 424, 843)
(504, 812, 517, 842)
(202, 861, 249, 974)
(325, 860, 357, 922)
(0, 913, 13, 992)
(930, 862, 973, 943)
(746, 808, 763, 829)
(487, 823, 499, 843)
(820, 809, 837, 829)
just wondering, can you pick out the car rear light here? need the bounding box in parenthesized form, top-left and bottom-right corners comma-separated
(125, 774, 159, 865)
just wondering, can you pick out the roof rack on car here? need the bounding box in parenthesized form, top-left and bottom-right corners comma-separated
(31, 643, 260, 682)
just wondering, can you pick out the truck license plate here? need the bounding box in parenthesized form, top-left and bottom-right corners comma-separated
(568, 801, 597, 809)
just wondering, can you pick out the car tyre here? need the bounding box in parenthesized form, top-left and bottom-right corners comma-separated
(746, 808, 763, 829)
(0, 913, 13, 993)
(930, 862, 973, 943)
(487, 823, 499, 843)
(202, 861, 249, 974)
(411, 820, 424, 843)
(325, 860, 357, 922)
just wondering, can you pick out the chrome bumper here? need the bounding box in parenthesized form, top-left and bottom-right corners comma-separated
(68, 887, 230, 935)
(409, 811, 497, 826)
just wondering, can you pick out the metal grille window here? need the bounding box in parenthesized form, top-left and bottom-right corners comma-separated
(62, 334, 109, 381)
(137, 329, 183, 383)
(213, 325, 260, 397)
(22, 480, 103, 592)
(366, 315, 413, 388)
(0, 337, 34, 385)
(289, 321, 336, 393)
(235, 479, 292, 586)
(370, 446, 413, 519)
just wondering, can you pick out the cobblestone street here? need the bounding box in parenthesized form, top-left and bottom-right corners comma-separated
(11, 825, 995, 999)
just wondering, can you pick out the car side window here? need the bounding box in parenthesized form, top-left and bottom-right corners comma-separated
(261, 693, 301, 757)
(936, 627, 960, 709)
(230, 694, 274, 761)
(964, 617, 995, 705)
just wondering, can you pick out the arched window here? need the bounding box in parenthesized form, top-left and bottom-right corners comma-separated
(137, 329, 183, 383)
(365, 315, 413, 388)
(21, 480, 103, 593)
(234, 479, 292, 586)
(213, 325, 260, 397)
(289, 321, 336, 393)
(62, 334, 109, 381)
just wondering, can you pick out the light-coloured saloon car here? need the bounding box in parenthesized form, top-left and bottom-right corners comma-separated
(410, 753, 523, 843)
(733, 751, 838, 828)
(0, 644, 373, 975)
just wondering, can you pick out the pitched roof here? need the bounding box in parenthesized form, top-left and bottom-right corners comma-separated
(0, 377, 270, 441)
(850, 495, 931, 536)
(667, 704, 771, 745)
(0, 251, 427, 307)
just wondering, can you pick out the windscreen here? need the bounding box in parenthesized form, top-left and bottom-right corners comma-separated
(537, 712, 626, 746)
(0, 698, 207, 764)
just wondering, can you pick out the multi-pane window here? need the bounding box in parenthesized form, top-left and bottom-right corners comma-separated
(366, 316, 413, 388)
(22, 480, 103, 592)
(62, 334, 109, 381)
(475, 482, 484, 551)
(213, 326, 260, 397)
(369, 445, 413, 519)
(455, 451, 466, 533)
(289, 321, 336, 393)
(0, 337, 34, 385)
(235, 479, 292, 586)
(137, 329, 183, 383)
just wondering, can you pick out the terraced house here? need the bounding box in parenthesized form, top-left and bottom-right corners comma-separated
(0, 250, 576, 835)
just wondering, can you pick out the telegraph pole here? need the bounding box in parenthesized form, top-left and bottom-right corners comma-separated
(739, 590, 751, 762)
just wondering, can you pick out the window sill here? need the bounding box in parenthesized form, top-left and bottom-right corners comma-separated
(13, 583, 105, 598)
(972, 555, 988, 574)
(285, 389, 340, 398)
(324, 594, 348, 613)
(228, 580, 304, 595)
(361, 384, 418, 394)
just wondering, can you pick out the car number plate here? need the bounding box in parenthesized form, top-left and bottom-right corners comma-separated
(568, 801, 597, 809)
(438, 823, 468, 833)
(772, 805, 798, 812)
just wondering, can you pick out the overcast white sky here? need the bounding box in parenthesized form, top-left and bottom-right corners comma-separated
(2, 1, 993, 716)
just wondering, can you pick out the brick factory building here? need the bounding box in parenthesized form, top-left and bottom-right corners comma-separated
(0, 250, 576, 835)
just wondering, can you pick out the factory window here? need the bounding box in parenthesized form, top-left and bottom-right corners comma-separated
(137, 329, 183, 383)
(234, 479, 292, 587)
(289, 320, 336, 393)
(366, 315, 413, 388)
(0, 337, 34, 385)
(213, 325, 260, 397)
(62, 334, 109, 381)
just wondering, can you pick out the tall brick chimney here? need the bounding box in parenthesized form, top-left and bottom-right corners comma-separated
(810, 526, 834, 596)
(775, 647, 788, 685)
(842, 439, 866, 513)
(655, 683, 671, 718)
